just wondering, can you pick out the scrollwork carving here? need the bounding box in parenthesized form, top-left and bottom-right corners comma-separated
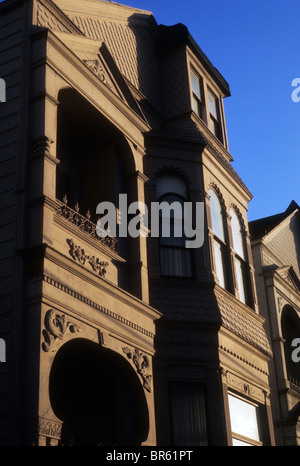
(42, 309, 81, 352)
(83, 58, 110, 86)
(122, 347, 152, 393)
(39, 418, 62, 440)
(67, 239, 109, 278)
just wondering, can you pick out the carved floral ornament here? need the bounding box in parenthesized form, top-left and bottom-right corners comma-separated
(67, 238, 109, 278)
(83, 57, 110, 87)
(122, 347, 152, 393)
(42, 309, 81, 352)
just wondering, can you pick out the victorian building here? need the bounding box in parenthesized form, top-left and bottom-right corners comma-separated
(0, 0, 275, 446)
(250, 201, 300, 446)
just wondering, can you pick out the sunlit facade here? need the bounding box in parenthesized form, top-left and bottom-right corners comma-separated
(0, 0, 275, 446)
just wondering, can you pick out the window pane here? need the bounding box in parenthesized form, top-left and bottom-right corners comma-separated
(192, 96, 200, 115)
(235, 258, 246, 304)
(228, 395, 260, 442)
(208, 90, 217, 119)
(160, 247, 192, 277)
(209, 190, 225, 241)
(156, 174, 188, 200)
(209, 117, 217, 136)
(169, 384, 208, 446)
(214, 240, 225, 288)
(191, 70, 201, 100)
(230, 210, 245, 259)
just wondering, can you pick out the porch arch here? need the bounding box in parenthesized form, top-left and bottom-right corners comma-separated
(49, 338, 150, 446)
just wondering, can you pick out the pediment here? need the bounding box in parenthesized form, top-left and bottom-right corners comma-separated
(47, 30, 147, 122)
(277, 266, 300, 293)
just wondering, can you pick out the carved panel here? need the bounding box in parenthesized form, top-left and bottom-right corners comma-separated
(83, 57, 111, 88)
(122, 347, 152, 393)
(226, 371, 266, 404)
(67, 238, 109, 278)
(38, 418, 62, 440)
(42, 309, 81, 352)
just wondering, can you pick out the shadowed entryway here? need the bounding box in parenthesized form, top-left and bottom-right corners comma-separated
(49, 339, 149, 446)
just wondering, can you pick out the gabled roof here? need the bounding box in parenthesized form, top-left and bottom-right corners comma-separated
(249, 201, 299, 241)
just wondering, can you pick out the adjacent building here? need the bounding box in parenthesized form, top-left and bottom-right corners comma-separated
(250, 201, 300, 446)
(0, 0, 275, 446)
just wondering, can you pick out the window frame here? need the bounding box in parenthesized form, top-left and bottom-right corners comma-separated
(230, 209, 250, 305)
(228, 392, 263, 447)
(207, 87, 222, 140)
(156, 174, 193, 279)
(208, 189, 230, 290)
(190, 68, 205, 121)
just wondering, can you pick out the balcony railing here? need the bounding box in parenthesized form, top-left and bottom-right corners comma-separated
(288, 375, 300, 393)
(55, 195, 118, 253)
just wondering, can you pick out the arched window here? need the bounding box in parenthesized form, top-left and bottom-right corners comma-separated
(230, 209, 248, 304)
(156, 173, 192, 278)
(209, 189, 228, 289)
(281, 306, 300, 385)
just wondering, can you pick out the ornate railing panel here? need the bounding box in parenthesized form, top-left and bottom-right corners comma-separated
(55, 195, 117, 253)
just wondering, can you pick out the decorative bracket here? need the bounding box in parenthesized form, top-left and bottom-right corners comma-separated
(42, 309, 81, 352)
(122, 347, 152, 393)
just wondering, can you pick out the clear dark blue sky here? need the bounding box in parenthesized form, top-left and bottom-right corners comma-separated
(123, 0, 300, 221)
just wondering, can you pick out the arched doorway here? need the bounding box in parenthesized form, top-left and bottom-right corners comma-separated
(49, 339, 149, 446)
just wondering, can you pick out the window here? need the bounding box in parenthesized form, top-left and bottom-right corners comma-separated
(190, 69, 204, 120)
(209, 189, 228, 289)
(169, 383, 208, 446)
(281, 306, 300, 385)
(207, 89, 221, 140)
(156, 174, 192, 278)
(228, 394, 262, 446)
(230, 209, 248, 304)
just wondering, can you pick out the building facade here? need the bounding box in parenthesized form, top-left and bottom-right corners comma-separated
(0, 0, 275, 446)
(250, 202, 300, 446)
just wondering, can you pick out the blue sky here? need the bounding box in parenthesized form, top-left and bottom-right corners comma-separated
(122, 0, 300, 221)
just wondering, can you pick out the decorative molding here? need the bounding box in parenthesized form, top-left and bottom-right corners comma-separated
(220, 344, 268, 376)
(208, 182, 227, 213)
(56, 197, 117, 253)
(67, 238, 109, 278)
(33, 135, 54, 157)
(38, 418, 62, 440)
(226, 371, 266, 404)
(122, 347, 152, 393)
(36, 0, 84, 35)
(37, 2, 70, 33)
(83, 57, 111, 88)
(232, 431, 263, 447)
(41, 275, 154, 339)
(42, 309, 81, 352)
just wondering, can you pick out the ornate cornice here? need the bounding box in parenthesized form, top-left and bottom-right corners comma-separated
(41, 275, 155, 339)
